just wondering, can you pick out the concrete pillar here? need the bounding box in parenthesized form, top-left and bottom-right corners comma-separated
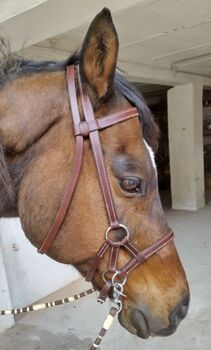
(167, 83, 205, 210)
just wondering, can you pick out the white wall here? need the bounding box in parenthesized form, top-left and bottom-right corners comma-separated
(0, 218, 79, 314)
(0, 239, 14, 331)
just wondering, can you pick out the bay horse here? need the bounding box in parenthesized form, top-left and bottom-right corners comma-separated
(0, 8, 189, 340)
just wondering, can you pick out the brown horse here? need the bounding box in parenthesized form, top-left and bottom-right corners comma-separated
(0, 8, 189, 340)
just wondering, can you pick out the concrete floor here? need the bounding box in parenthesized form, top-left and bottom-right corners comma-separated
(0, 190, 211, 350)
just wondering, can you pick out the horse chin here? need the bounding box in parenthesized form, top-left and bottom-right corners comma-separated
(118, 307, 150, 339)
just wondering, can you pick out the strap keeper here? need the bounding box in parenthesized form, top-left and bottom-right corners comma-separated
(110, 221, 120, 230)
(74, 120, 99, 137)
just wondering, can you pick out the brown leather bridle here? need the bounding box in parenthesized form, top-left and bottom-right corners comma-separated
(38, 65, 174, 302)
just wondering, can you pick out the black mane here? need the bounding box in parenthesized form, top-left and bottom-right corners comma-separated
(0, 38, 158, 150)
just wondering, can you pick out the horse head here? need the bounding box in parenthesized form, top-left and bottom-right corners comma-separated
(0, 8, 189, 339)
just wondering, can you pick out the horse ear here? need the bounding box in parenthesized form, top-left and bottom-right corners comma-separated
(80, 8, 119, 99)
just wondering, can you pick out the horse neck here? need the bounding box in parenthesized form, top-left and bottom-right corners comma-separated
(0, 70, 70, 217)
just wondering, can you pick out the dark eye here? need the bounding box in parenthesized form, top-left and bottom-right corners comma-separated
(120, 177, 146, 195)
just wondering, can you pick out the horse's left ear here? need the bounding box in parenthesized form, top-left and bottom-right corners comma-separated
(80, 8, 119, 99)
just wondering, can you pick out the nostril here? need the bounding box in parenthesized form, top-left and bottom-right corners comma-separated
(170, 295, 189, 327)
(178, 295, 190, 319)
(182, 294, 190, 307)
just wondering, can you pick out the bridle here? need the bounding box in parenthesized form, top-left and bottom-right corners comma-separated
(38, 65, 174, 306)
(0, 65, 175, 349)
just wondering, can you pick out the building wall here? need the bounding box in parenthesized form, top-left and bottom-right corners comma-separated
(0, 218, 79, 311)
(0, 238, 14, 331)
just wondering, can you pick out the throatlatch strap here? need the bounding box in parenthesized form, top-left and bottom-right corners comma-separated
(38, 66, 84, 254)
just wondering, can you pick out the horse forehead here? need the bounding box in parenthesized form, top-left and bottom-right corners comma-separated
(112, 139, 156, 175)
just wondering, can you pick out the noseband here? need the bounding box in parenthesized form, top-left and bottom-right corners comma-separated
(38, 65, 174, 303)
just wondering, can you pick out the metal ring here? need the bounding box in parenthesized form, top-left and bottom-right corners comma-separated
(111, 271, 127, 287)
(105, 224, 130, 246)
(102, 270, 111, 283)
(109, 299, 122, 314)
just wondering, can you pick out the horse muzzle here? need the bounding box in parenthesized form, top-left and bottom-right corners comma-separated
(118, 294, 190, 339)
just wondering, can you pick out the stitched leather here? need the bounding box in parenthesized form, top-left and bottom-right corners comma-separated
(74, 108, 139, 136)
(38, 65, 139, 254)
(118, 231, 175, 281)
(86, 230, 174, 283)
(38, 64, 175, 303)
(108, 246, 119, 273)
(98, 281, 113, 303)
(76, 65, 120, 229)
(38, 66, 84, 254)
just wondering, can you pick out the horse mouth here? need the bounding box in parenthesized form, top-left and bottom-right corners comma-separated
(118, 308, 150, 339)
(118, 307, 179, 339)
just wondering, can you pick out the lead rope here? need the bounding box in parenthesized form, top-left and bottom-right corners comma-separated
(0, 288, 95, 315)
(0, 281, 124, 350)
(90, 279, 125, 349)
(90, 307, 118, 349)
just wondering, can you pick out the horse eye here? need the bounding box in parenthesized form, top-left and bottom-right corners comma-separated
(120, 177, 146, 195)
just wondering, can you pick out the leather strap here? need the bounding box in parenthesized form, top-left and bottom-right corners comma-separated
(76, 65, 120, 229)
(118, 230, 174, 281)
(38, 64, 175, 304)
(38, 66, 83, 254)
(86, 230, 174, 284)
(74, 108, 139, 137)
(38, 66, 140, 254)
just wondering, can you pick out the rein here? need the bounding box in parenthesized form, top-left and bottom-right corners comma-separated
(1, 65, 174, 349)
